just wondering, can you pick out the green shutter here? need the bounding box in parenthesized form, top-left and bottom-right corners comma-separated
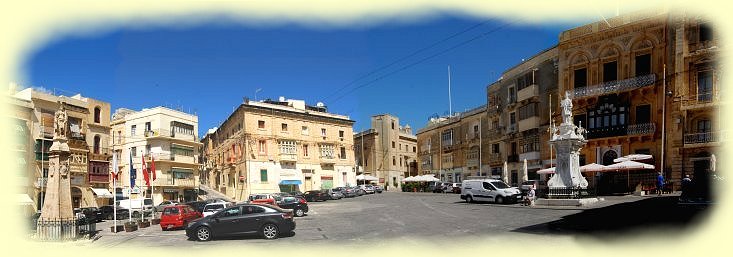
(260, 169, 268, 182)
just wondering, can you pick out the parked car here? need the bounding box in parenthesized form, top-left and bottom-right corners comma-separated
(373, 185, 384, 193)
(461, 179, 522, 204)
(334, 187, 356, 198)
(100, 205, 130, 220)
(327, 189, 344, 200)
(80, 207, 103, 222)
(185, 204, 295, 240)
(155, 200, 179, 212)
(303, 190, 329, 202)
(359, 184, 375, 194)
(204, 198, 230, 204)
(160, 205, 203, 230)
(352, 186, 366, 196)
(202, 202, 233, 217)
(277, 196, 309, 217)
(249, 194, 281, 205)
(183, 201, 209, 214)
(117, 198, 154, 217)
(428, 181, 448, 193)
(446, 183, 462, 194)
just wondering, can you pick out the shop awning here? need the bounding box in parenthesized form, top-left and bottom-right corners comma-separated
(91, 188, 113, 198)
(279, 180, 302, 185)
(18, 194, 33, 206)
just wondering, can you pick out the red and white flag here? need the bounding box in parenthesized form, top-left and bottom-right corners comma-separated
(150, 155, 156, 181)
(142, 155, 150, 186)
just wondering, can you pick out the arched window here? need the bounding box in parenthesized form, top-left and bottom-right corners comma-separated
(602, 150, 618, 166)
(94, 107, 101, 123)
(93, 135, 100, 154)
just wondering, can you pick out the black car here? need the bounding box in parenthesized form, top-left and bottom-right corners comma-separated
(74, 207, 101, 223)
(303, 190, 329, 202)
(185, 204, 295, 241)
(276, 196, 309, 217)
(100, 205, 130, 220)
(184, 201, 208, 213)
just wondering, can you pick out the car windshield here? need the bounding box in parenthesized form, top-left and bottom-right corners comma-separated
(491, 181, 511, 189)
(163, 208, 179, 215)
(144, 199, 153, 205)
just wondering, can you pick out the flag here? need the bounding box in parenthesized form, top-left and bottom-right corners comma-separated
(151, 155, 156, 181)
(111, 151, 118, 180)
(129, 148, 136, 188)
(142, 154, 150, 187)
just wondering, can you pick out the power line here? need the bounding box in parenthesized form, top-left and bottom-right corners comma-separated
(324, 19, 496, 102)
(330, 18, 524, 104)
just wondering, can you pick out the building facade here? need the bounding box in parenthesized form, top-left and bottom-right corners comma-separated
(6, 85, 35, 212)
(111, 107, 201, 204)
(205, 97, 356, 201)
(354, 114, 418, 191)
(416, 105, 490, 183)
(13, 87, 113, 209)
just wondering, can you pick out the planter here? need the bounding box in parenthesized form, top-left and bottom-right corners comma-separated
(138, 220, 150, 228)
(110, 225, 124, 233)
(123, 222, 138, 232)
(151, 218, 160, 225)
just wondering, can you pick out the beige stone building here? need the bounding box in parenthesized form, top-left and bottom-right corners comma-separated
(111, 107, 201, 204)
(6, 85, 35, 212)
(416, 105, 490, 183)
(204, 97, 356, 201)
(13, 87, 113, 209)
(354, 114, 417, 191)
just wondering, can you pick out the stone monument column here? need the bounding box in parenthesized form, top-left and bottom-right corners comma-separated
(37, 102, 76, 240)
(547, 92, 589, 189)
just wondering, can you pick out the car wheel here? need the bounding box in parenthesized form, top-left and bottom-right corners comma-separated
(466, 195, 473, 203)
(196, 226, 212, 241)
(261, 223, 279, 239)
(294, 208, 305, 217)
(495, 196, 505, 204)
(107, 214, 113, 220)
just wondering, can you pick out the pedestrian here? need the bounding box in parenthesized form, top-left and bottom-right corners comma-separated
(681, 174, 692, 199)
(656, 172, 665, 196)
(527, 186, 536, 207)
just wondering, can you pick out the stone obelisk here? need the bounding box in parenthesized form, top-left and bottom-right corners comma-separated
(37, 102, 76, 240)
(548, 92, 589, 189)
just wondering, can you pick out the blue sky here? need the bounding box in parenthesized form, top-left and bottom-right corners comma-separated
(23, 15, 583, 136)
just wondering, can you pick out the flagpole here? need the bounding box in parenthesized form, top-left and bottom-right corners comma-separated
(112, 151, 118, 231)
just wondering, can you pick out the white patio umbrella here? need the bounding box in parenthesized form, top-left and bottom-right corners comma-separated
(537, 167, 555, 175)
(580, 163, 606, 172)
(419, 174, 440, 182)
(613, 154, 653, 163)
(710, 154, 717, 172)
(602, 160, 655, 190)
(521, 159, 529, 183)
(402, 176, 416, 182)
(356, 174, 379, 181)
(502, 161, 509, 184)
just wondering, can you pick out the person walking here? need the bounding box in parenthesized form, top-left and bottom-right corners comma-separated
(656, 172, 665, 196)
(527, 186, 536, 207)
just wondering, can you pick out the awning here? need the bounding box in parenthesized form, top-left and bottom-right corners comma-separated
(91, 188, 113, 198)
(279, 180, 302, 185)
(18, 194, 33, 206)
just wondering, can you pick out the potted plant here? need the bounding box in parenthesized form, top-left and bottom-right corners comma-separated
(123, 221, 138, 232)
(110, 223, 124, 233)
(137, 219, 150, 228)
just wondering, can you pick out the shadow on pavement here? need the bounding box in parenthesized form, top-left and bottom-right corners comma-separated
(513, 196, 713, 239)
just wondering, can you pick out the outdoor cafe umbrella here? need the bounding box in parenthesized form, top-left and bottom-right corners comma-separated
(537, 167, 555, 175)
(711, 154, 717, 172)
(521, 159, 529, 183)
(356, 174, 379, 181)
(602, 160, 655, 189)
(418, 174, 440, 182)
(402, 176, 416, 182)
(580, 163, 606, 172)
(613, 154, 653, 163)
(502, 161, 509, 184)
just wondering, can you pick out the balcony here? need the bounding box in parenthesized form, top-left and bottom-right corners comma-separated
(68, 133, 87, 149)
(279, 153, 297, 162)
(684, 131, 726, 146)
(507, 154, 519, 163)
(144, 129, 198, 142)
(570, 74, 656, 99)
(517, 84, 539, 103)
(489, 153, 503, 163)
(320, 155, 336, 163)
(88, 173, 109, 183)
(89, 147, 111, 161)
(519, 151, 540, 161)
(681, 92, 721, 110)
(506, 124, 517, 134)
(627, 122, 656, 136)
(518, 116, 539, 132)
(466, 159, 479, 167)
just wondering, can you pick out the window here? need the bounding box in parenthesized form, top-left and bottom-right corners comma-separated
(131, 147, 137, 157)
(320, 144, 335, 159)
(171, 145, 194, 157)
(441, 130, 453, 146)
(260, 169, 268, 182)
(518, 103, 538, 120)
(321, 128, 327, 137)
(340, 147, 346, 159)
(258, 120, 265, 129)
(574, 68, 587, 88)
(392, 141, 395, 148)
(258, 140, 267, 154)
(636, 105, 651, 124)
(339, 130, 344, 138)
(93, 135, 100, 154)
(517, 71, 534, 90)
(399, 144, 402, 150)
(603, 61, 617, 82)
(698, 70, 713, 101)
(473, 125, 479, 134)
(697, 119, 711, 133)
(94, 107, 101, 123)
(117, 131, 121, 144)
(492, 143, 500, 153)
(510, 112, 516, 125)
(635, 54, 651, 76)
(391, 121, 395, 130)
(131, 125, 136, 136)
(413, 146, 416, 153)
(699, 23, 712, 42)
(508, 87, 516, 103)
(281, 123, 288, 132)
(392, 156, 396, 166)
(302, 126, 309, 135)
(399, 157, 403, 167)
(303, 144, 309, 157)
(279, 140, 296, 155)
(145, 122, 151, 133)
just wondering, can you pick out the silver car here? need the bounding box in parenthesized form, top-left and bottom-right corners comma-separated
(155, 200, 179, 212)
(328, 189, 344, 200)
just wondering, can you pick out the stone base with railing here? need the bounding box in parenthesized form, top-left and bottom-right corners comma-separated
(534, 187, 602, 207)
(35, 218, 97, 241)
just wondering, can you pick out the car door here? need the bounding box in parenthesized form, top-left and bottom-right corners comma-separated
(481, 182, 496, 201)
(239, 205, 267, 234)
(210, 206, 244, 237)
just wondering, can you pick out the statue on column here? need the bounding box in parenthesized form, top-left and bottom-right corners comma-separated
(54, 104, 68, 140)
(560, 91, 573, 125)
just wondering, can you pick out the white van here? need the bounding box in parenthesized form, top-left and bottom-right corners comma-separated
(460, 179, 522, 204)
(117, 198, 154, 217)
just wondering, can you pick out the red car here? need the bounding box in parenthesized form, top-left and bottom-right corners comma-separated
(160, 205, 202, 230)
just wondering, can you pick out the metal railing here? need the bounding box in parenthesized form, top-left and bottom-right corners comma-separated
(571, 74, 656, 99)
(682, 92, 720, 108)
(143, 128, 198, 141)
(35, 218, 96, 241)
(626, 122, 656, 135)
(684, 131, 724, 144)
(538, 187, 597, 199)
